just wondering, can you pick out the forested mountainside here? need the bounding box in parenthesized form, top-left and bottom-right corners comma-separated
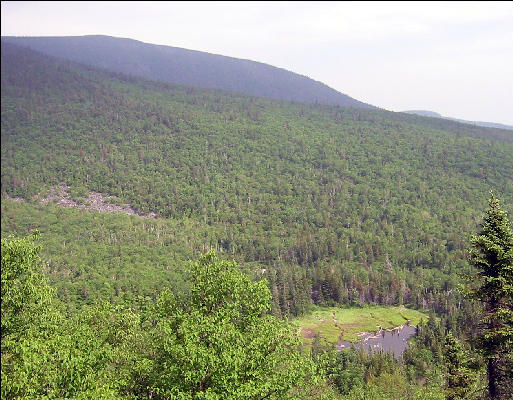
(2, 42, 512, 317)
(2, 35, 374, 108)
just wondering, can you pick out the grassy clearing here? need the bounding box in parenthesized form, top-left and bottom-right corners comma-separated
(293, 305, 428, 346)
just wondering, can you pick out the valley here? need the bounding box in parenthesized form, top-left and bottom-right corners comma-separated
(2, 37, 512, 399)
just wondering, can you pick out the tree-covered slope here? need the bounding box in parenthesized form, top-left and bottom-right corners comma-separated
(2, 42, 513, 315)
(2, 35, 374, 108)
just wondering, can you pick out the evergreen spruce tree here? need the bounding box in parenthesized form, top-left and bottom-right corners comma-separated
(443, 332, 477, 400)
(464, 192, 513, 399)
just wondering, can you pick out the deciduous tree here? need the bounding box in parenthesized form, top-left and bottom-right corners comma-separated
(149, 251, 320, 399)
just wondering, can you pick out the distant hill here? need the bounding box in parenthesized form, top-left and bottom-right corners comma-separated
(403, 110, 443, 118)
(404, 110, 513, 131)
(2, 35, 373, 108)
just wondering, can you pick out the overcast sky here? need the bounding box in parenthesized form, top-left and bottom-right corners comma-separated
(2, 1, 513, 125)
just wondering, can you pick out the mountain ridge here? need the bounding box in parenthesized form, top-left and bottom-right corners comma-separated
(403, 109, 513, 131)
(2, 34, 374, 109)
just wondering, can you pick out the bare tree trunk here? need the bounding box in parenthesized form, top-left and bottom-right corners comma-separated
(488, 357, 498, 400)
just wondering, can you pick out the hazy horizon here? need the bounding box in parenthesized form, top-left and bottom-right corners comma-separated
(2, 1, 513, 125)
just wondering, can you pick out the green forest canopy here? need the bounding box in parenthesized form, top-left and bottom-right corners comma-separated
(1, 40, 513, 400)
(1, 42, 512, 315)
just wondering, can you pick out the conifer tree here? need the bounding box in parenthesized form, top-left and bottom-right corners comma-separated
(443, 332, 477, 400)
(464, 192, 513, 399)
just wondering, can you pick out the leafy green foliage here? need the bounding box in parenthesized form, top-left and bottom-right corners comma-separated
(1, 199, 196, 310)
(1, 231, 53, 338)
(148, 251, 320, 399)
(1, 236, 323, 399)
(311, 344, 445, 400)
(1, 234, 136, 399)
